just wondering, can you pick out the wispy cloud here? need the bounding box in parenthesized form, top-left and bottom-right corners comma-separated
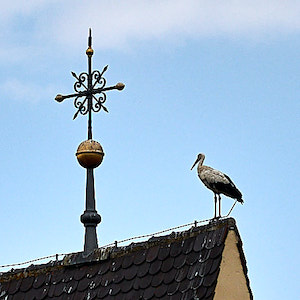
(0, 79, 55, 104)
(50, 0, 300, 49)
(1, 0, 300, 57)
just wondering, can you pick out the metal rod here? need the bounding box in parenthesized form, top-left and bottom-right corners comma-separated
(223, 200, 238, 218)
(87, 31, 93, 140)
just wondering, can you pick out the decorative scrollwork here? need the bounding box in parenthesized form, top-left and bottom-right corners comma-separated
(92, 93, 108, 113)
(92, 70, 106, 90)
(73, 96, 89, 119)
(73, 72, 89, 93)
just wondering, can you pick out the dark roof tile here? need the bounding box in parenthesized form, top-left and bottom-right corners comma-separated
(169, 292, 182, 300)
(202, 259, 214, 277)
(199, 248, 210, 263)
(19, 276, 34, 292)
(133, 249, 146, 265)
(77, 276, 91, 292)
(209, 255, 222, 275)
(173, 253, 186, 269)
(191, 275, 203, 290)
(196, 285, 207, 298)
(73, 266, 87, 281)
(120, 278, 134, 293)
(154, 283, 168, 298)
(167, 281, 179, 295)
(151, 271, 164, 287)
(112, 272, 124, 284)
(205, 231, 216, 249)
(202, 268, 218, 287)
(149, 260, 162, 275)
(187, 264, 201, 280)
(209, 243, 224, 259)
(158, 245, 170, 260)
(64, 279, 78, 294)
(163, 268, 177, 285)
(175, 265, 189, 282)
(161, 256, 174, 273)
(23, 288, 37, 300)
(8, 279, 21, 294)
(12, 292, 25, 300)
(97, 260, 110, 275)
(121, 253, 134, 269)
(182, 289, 196, 300)
(205, 282, 217, 298)
(136, 261, 150, 277)
(110, 256, 123, 272)
(107, 283, 120, 296)
(170, 242, 182, 257)
(182, 237, 194, 254)
(142, 286, 155, 300)
(53, 281, 65, 297)
(194, 233, 205, 252)
(123, 263, 138, 280)
(146, 245, 160, 263)
(185, 250, 199, 265)
(35, 285, 50, 300)
(97, 284, 110, 298)
(138, 274, 152, 289)
(216, 226, 228, 246)
(48, 282, 56, 297)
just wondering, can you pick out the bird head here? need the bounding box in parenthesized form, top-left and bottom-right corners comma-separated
(191, 153, 205, 170)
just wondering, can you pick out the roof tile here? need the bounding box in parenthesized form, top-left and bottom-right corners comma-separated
(149, 260, 162, 275)
(19, 276, 34, 292)
(151, 271, 164, 287)
(121, 253, 134, 269)
(163, 268, 177, 285)
(167, 281, 179, 295)
(161, 256, 174, 273)
(154, 283, 168, 298)
(146, 245, 160, 263)
(182, 237, 194, 254)
(175, 265, 189, 282)
(143, 286, 155, 300)
(194, 233, 205, 252)
(136, 261, 150, 278)
(158, 246, 170, 261)
(173, 253, 186, 269)
(133, 249, 146, 265)
(8, 279, 21, 294)
(170, 242, 182, 257)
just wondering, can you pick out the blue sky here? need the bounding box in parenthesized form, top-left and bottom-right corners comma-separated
(0, 1, 299, 298)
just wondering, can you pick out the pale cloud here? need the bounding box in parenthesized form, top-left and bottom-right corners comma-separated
(49, 0, 300, 49)
(0, 79, 55, 104)
(1, 0, 300, 56)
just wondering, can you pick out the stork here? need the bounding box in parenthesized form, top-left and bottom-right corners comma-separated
(191, 153, 243, 219)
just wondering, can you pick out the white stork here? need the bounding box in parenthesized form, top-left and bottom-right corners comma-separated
(191, 153, 243, 218)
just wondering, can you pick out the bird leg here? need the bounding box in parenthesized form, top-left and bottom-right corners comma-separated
(214, 193, 217, 219)
(218, 195, 222, 218)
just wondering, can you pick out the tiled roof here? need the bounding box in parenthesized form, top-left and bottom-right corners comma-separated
(0, 218, 251, 299)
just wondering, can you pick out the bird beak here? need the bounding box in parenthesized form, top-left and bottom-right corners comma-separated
(191, 158, 199, 170)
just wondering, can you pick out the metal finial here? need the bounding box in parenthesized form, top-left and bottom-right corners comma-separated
(55, 29, 125, 255)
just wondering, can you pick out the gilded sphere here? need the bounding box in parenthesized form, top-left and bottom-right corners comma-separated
(76, 139, 104, 168)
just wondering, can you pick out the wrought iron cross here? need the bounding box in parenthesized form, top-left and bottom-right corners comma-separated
(55, 28, 124, 139)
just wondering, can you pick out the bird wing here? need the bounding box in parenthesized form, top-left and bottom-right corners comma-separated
(199, 167, 243, 201)
(199, 167, 230, 185)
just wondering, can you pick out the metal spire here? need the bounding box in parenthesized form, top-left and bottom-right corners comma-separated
(55, 28, 125, 255)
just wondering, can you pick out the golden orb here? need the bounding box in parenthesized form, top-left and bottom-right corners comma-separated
(86, 47, 94, 57)
(76, 139, 104, 169)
